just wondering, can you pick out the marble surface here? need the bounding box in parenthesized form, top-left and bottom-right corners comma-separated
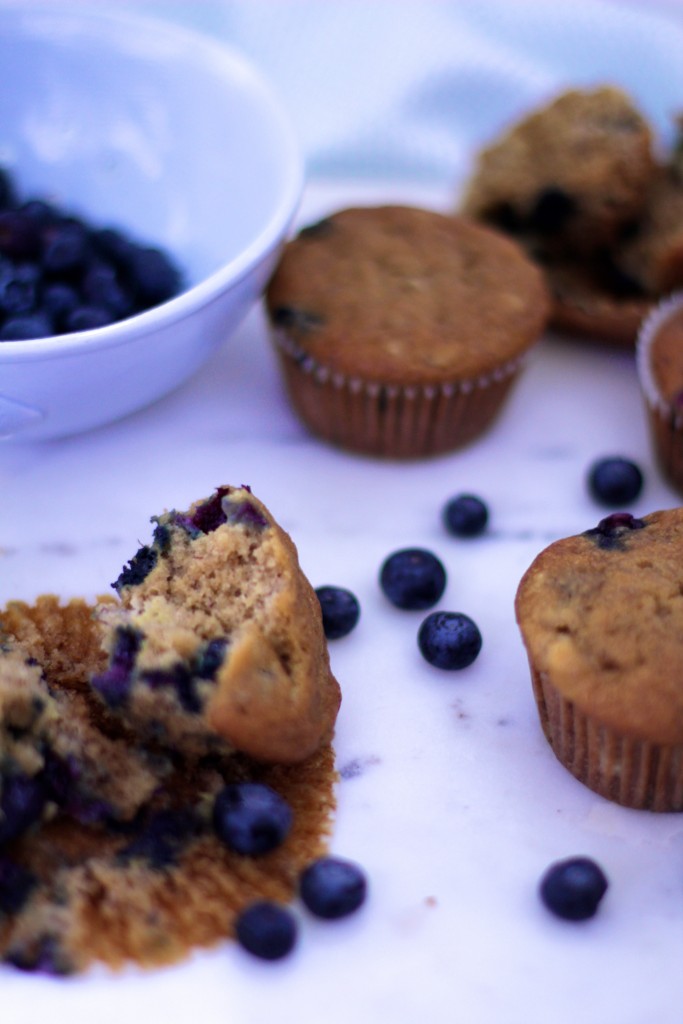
(5, 0, 683, 1019)
(2, 177, 683, 1024)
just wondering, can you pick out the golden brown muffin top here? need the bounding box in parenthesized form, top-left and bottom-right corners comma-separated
(515, 508, 683, 744)
(266, 205, 550, 386)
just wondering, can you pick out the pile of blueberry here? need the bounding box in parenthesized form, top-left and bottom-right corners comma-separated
(212, 780, 367, 960)
(0, 165, 182, 341)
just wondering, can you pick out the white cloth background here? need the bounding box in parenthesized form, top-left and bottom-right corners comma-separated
(104, 0, 683, 189)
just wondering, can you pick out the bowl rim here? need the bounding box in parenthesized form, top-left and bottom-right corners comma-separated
(0, 1, 303, 363)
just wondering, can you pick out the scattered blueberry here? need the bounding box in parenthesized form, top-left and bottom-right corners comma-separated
(299, 857, 367, 920)
(212, 782, 292, 856)
(316, 586, 361, 639)
(235, 901, 297, 961)
(379, 548, 446, 611)
(588, 457, 643, 507)
(442, 494, 489, 538)
(418, 611, 482, 670)
(539, 856, 608, 921)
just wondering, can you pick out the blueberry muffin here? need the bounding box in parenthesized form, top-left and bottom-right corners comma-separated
(93, 485, 341, 763)
(637, 292, 683, 495)
(515, 510, 683, 810)
(0, 484, 340, 973)
(462, 86, 655, 257)
(266, 205, 550, 458)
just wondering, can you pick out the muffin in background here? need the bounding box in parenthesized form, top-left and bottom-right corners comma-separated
(265, 205, 550, 459)
(515, 509, 683, 811)
(637, 292, 683, 495)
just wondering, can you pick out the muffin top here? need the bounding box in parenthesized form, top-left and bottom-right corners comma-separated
(461, 86, 654, 253)
(515, 509, 683, 744)
(266, 205, 549, 386)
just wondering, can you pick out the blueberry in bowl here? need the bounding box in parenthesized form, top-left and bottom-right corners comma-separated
(0, 4, 302, 441)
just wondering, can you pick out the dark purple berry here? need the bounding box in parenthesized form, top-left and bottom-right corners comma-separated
(119, 808, 201, 868)
(380, 548, 446, 611)
(113, 544, 158, 591)
(588, 457, 643, 507)
(81, 261, 133, 319)
(0, 313, 52, 341)
(41, 281, 79, 331)
(212, 782, 292, 856)
(41, 219, 90, 276)
(4, 935, 73, 976)
(235, 902, 297, 961)
(442, 494, 489, 538)
(0, 857, 37, 915)
(316, 586, 360, 639)
(299, 857, 367, 919)
(0, 210, 41, 259)
(0, 167, 17, 209)
(126, 245, 182, 308)
(64, 305, 115, 333)
(0, 772, 47, 846)
(540, 856, 608, 921)
(583, 512, 645, 550)
(193, 638, 228, 679)
(91, 625, 142, 708)
(418, 611, 482, 670)
(0, 261, 40, 316)
(528, 187, 577, 234)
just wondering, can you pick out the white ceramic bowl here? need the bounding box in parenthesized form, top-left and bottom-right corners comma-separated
(0, 3, 302, 441)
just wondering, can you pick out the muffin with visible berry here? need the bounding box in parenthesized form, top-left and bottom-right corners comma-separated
(460, 85, 669, 346)
(266, 205, 549, 458)
(462, 86, 655, 257)
(515, 509, 683, 810)
(93, 484, 341, 764)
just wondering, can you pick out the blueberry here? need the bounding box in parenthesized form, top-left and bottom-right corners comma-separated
(193, 638, 228, 680)
(41, 219, 90, 276)
(588, 457, 643, 507)
(0, 210, 41, 260)
(235, 901, 297, 961)
(299, 857, 367, 920)
(528, 187, 577, 234)
(379, 548, 446, 611)
(418, 611, 482, 670)
(442, 494, 489, 538)
(118, 808, 201, 868)
(113, 543, 158, 591)
(64, 304, 115, 333)
(81, 261, 133, 319)
(41, 281, 79, 331)
(0, 167, 17, 209)
(212, 782, 292, 856)
(0, 261, 40, 316)
(91, 625, 142, 708)
(0, 772, 47, 846)
(583, 512, 645, 550)
(315, 586, 361, 639)
(539, 856, 608, 921)
(0, 313, 52, 341)
(0, 857, 37, 915)
(125, 245, 182, 309)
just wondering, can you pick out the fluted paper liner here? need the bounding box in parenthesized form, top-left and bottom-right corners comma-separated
(637, 291, 683, 495)
(271, 327, 524, 459)
(531, 664, 683, 811)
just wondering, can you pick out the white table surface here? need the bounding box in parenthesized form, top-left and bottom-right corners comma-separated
(2, 177, 683, 1024)
(5, 0, 683, 1020)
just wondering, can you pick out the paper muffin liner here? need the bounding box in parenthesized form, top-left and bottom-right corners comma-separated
(636, 291, 683, 495)
(531, 664, 683, 812)
(270, 328, 525, 458)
